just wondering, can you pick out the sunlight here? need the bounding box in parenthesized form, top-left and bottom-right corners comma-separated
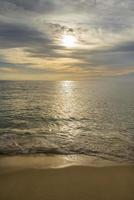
(61, 35, 77, 48)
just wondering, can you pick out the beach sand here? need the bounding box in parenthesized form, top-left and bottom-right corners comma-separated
(0, 156, 134, 200)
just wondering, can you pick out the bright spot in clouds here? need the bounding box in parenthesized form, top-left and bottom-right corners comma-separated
(62, 35, 77, 48)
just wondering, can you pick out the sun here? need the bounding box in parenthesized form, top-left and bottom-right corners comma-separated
(61, 35, 77, 48)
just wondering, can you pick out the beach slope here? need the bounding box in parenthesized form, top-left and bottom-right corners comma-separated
(0, 164, 134, 200)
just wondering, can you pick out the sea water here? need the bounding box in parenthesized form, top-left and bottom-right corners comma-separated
(0, 79, 134, 162)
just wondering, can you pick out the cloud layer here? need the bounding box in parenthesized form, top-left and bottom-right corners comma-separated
(0, 0, 134, 80)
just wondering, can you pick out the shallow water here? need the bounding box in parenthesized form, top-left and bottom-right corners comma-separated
(0, 79, 134, 162)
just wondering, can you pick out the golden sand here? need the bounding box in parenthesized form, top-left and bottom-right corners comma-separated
(0, 156, 134, 200)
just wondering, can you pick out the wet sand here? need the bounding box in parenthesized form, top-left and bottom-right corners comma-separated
(0, 156, 134, 200)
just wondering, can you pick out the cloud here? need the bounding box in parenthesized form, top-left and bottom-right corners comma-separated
(0, 21, 71, 59)
(0, 0, 56, 14)
(0, 0, 134, 79)
(110, 41, 134, 52)
(0, 21, 52, 49)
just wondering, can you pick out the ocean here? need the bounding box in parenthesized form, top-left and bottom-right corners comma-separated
(0, 79, 134, 162)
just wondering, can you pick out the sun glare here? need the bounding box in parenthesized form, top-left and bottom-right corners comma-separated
(62, 35, 77, 48)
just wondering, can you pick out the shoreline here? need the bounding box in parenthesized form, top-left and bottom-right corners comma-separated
(0, 154, 131, 170)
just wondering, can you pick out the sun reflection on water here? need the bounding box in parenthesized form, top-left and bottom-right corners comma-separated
(59, 81, 76, 117)
(51, 81, 80, 140)
(60, 81, 74, 94)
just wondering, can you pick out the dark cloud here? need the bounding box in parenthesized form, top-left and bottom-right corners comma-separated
(0, 0, 55, 14)
(111, 41, 134, 52)
(0, 21, 51, 49)
(0, 0, 97, 14)
(0, 61, 33, 68)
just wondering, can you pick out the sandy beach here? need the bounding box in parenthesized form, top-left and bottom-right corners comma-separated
(0, 156, 134, 200)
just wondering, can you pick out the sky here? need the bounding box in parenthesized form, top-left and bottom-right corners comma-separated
(0, 0, 134, 80)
